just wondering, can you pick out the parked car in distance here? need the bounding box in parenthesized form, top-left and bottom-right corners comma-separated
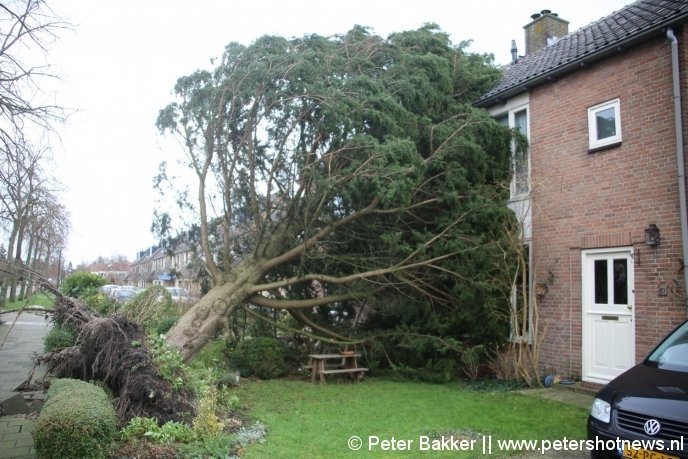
(98, 284, 119, 296)
(111, 287, 137, 303)
(587, 319, 688, 459)
(165, 287, 193, 304)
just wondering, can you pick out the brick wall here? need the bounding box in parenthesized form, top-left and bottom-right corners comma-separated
(528, 28, 688, 380)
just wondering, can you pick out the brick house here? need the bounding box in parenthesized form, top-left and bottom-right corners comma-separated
(476, 0, 688, 384)
(128, 243, 200, 294)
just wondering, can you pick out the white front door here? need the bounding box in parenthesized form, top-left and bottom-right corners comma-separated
(582, 248, 635, 384)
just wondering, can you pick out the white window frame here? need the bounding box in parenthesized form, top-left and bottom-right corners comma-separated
(489, 94, 531, 240)
(588, 98, 621, 150)
(490, 98, 530, 200)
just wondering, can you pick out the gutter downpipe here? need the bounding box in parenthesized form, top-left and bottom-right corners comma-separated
(667, 28, 688, 295)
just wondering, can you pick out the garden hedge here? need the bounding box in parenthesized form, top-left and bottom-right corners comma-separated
(33, 378, 117, 459)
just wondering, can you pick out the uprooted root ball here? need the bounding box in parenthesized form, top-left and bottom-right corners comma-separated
(40, 298, 194, 424)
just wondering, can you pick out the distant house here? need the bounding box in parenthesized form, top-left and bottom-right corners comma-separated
(127, 246, 159, 289)
(128, 243, 200, 294)
(476, 0, 688, 384)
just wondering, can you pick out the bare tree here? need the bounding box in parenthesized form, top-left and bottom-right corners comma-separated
(20, 198, 69, 297)
(0, 140, 48, 304)
(0, 0, 65, 141)
(0, 0, 69, 305)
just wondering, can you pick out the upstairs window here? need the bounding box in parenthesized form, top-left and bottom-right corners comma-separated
(512, 109, 529, 196)
(588, 98, 621, 150)
(496, 106, 530, 199)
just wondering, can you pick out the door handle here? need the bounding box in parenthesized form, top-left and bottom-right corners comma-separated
(627, 304, 633, 310)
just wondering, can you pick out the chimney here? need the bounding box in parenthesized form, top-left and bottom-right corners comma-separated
(511, 39, 518, 64)
(524, 9, 569, 55)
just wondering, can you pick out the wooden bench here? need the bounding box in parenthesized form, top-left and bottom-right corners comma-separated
(320, 367, 369, 381)
(309, 353, 367, 383)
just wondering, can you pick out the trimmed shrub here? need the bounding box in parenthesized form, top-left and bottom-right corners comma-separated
(43, 322, 78, 352)
(33, 378, 117, 459)
(229, 337, 287, 379)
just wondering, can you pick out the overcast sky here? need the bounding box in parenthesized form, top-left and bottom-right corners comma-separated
(46, 0, 632, 265)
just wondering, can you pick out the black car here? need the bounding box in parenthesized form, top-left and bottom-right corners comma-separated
(588, 319, 688, 459)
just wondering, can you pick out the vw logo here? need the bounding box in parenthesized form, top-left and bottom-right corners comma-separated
(643, 419, 662, 436)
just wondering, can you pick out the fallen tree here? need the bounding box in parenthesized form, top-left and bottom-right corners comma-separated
(156, 26, 516, 361)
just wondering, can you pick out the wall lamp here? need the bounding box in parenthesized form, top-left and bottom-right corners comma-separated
(645, 224, 661, 246)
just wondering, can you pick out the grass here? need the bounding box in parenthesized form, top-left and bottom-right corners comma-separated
(236, 378, 589, 458)
(1, 292, 55, 312)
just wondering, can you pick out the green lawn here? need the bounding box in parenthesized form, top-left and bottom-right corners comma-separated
(1, 292, 55, 312)
(236, 379, 589, 458)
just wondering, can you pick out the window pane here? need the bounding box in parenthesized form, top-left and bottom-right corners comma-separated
(513, 110, 529, 194)
(596, 107, 616, 140)
(613, 258, 628, 304)
(594, 259, 608, 304)
(514, 110, 528, 135)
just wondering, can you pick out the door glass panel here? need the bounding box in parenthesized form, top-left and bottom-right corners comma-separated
(613, 258, 628, 304)
(594, 259, 608, 304)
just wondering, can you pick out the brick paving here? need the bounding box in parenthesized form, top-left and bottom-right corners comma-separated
(0, 311, 52, 459)
(0, 311, 51, 400)
(0, 416, 36, 459)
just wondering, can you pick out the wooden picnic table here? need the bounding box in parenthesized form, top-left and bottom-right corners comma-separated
(308, 353, 368, 383)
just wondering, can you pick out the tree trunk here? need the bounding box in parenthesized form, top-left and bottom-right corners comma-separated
(9, 220, 26, 302)
(19, 229, 35, 300)
(0, 223, 19, 307)
(166, 261, 265, 361)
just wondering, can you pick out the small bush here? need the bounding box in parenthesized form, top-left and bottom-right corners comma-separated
(43, 322, 78, 352)
(177, 434, 236, 459)
(33, 378, 117, 459)
(153, 315, 179, 335)
(235, 421, 267, 448)
(121, 416, 194, 444)
(60, 271, 106, 298)
(120, 416, 159, 442)
(460, 345, 486, 381)
(229, 337, 287, 379)
(192, 385, 224, 439)
(391, 358, 458, 384)
(149, 335, 188, 390)
(82, 291, 119, 316)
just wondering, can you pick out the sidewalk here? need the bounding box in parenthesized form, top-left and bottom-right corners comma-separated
(0, 310, 52, 459)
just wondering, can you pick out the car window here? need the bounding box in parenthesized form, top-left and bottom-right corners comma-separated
(647, 321, 688, 372)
